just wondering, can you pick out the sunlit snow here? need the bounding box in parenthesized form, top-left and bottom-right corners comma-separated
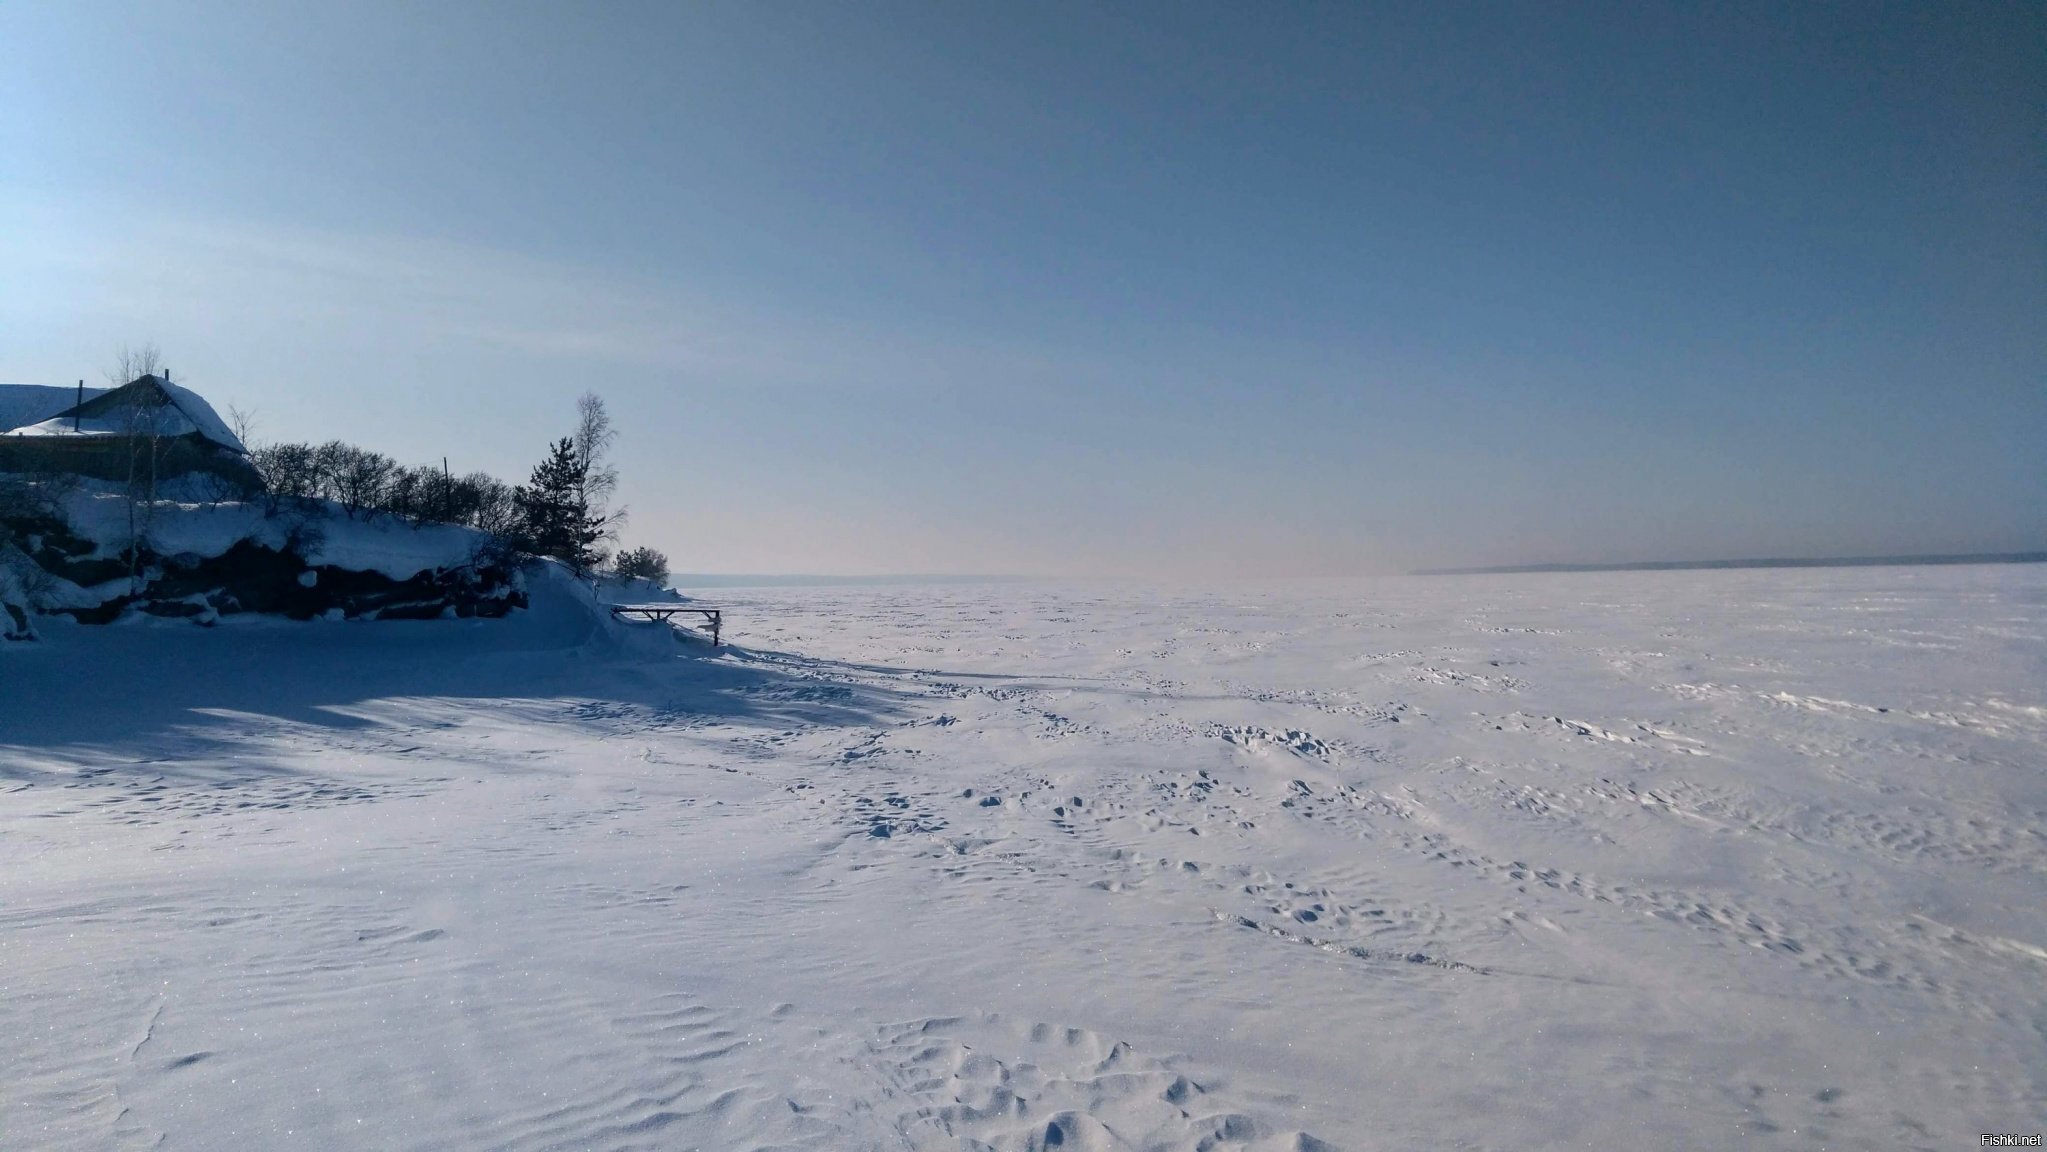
(3, 565, 2043, 1149)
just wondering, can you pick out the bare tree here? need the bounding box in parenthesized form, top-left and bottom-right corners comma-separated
(107, 345, 169, 591)
(226, 403, 258, 448)
(107, 343, 163, 387)
(571, 392, 624, 564)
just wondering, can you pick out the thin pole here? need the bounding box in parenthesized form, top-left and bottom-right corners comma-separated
(75, 380, 82, 431)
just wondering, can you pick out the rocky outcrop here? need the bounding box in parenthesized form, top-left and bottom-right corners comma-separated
(2, 498, 524, 635)
(0, 566, 36, 641)
(53, 541, 524, 627)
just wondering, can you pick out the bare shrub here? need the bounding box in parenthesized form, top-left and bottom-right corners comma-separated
(317, 441, 395, 519)
(460, 473, 519, 538)
(250, 442, 323, 510)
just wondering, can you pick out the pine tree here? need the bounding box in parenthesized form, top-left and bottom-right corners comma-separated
(514, 436, 608, 573)
(514, 395, 624, 576)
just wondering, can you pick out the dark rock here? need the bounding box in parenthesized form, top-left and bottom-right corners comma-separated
(44, 537, 524, 626)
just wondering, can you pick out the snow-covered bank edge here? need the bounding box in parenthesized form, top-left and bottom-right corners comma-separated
(2, 479, 534, 638)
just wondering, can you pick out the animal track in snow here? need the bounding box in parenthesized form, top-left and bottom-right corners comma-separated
(34, 771, 435, 826)
(1213, 725, 1336, 761)
(849, 787, 949, 839)
(1210, 909, 1487, 975)
(869, 1014, 1334, 1151)
(1409, 665, 1526, 692)
(1486, 712, 1710, 754)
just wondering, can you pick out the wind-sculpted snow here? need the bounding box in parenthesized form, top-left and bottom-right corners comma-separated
(2, 566, 2044, 1149)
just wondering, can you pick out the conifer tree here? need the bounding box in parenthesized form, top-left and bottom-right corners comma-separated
(514, 436, 609, 573)
(514, 394, 624, 576)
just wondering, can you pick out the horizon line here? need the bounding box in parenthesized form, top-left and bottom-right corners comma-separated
(1413, 551, 2047, 577)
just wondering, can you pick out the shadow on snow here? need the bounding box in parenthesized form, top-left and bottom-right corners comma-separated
(0, 614, 912, 788)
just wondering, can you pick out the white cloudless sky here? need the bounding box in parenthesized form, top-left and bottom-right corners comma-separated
(2, 2, 2041, 575)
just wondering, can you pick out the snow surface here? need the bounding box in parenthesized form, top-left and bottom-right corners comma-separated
(2, 565, 2043, 1149)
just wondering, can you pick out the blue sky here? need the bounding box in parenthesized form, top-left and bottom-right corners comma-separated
(2, 1, 2040, 575)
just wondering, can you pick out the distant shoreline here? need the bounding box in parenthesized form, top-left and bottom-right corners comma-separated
(668, 573, 1031, 588)
(1414, 552, 2047, 576)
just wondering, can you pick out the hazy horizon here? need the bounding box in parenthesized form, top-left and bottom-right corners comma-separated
(4, 2, 2040, 577)
(659, 548, 2047, 589)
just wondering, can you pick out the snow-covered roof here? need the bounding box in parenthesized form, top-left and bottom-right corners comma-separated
(159, 380, 246, 453)
(0, 384, 107, 434)
(3, 376, 247, 454)
(11, 410, 192, 440)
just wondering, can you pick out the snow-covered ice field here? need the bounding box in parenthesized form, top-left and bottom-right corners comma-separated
(3, 565, 2044, 1150)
